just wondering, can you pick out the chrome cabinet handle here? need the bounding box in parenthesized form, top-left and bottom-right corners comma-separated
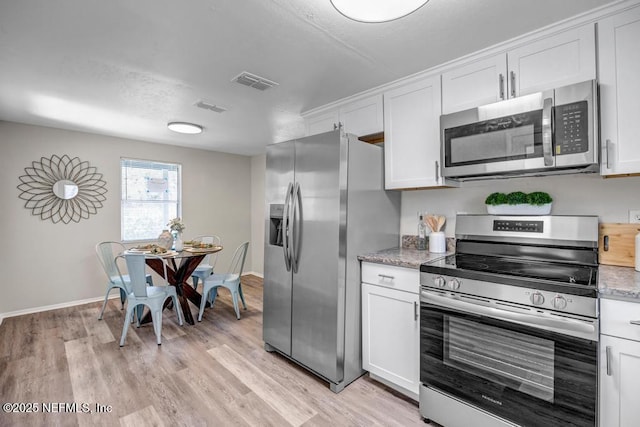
(606, 346, 612, 376)
(435, 161, 439, 182)
(414, 301, 419, 321)
(605, 139, 611, 169)
(542, 97, 554, 167)
(510, 71, 516, 98)
(499, 74, 505, 100)
(630, 320, 640, 326)
(283, 182, 293, 272)
(378, 274, 395, 280)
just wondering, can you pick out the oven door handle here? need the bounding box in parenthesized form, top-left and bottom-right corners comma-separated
(421, 290, 597, 341)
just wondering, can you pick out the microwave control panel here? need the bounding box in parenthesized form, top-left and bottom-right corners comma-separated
(554, 101, 588, 155)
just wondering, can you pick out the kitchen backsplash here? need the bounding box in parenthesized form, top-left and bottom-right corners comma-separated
(402, 235, 456, 252)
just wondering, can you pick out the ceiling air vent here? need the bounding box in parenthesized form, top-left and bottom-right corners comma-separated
(232, 71, 279, 91)
(195, 100, 227, 113)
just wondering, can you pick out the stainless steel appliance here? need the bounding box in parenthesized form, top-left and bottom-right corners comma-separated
(263, 129, 400, 393)
(419, 215, 599, 427)
(441, 80, 599, 180)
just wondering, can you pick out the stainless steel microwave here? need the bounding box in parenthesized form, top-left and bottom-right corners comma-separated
(440, 80, 599, 180)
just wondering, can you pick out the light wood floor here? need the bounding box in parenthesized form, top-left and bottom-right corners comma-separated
(0, 275, 435, 427)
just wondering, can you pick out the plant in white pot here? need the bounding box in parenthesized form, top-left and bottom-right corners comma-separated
(485, 191, 553, 215)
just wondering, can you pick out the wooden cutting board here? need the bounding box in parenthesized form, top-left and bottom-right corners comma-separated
(599, 223, 640, 267)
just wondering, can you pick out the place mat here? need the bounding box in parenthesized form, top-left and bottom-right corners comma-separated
(184, 246, 222, 253)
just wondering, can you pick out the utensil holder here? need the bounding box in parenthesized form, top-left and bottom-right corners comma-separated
(429, 232, 446, 253)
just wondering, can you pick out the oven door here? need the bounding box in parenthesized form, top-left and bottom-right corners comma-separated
(420, 290, 597, 427)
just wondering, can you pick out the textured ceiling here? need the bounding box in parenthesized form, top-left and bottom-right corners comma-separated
(0, 0, 613, 156)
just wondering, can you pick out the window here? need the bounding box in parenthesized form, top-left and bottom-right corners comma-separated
(121, 158, 181, 242)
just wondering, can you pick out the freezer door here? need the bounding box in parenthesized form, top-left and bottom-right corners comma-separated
(263, 140, 294, 355)
(291, 130, 346, 383)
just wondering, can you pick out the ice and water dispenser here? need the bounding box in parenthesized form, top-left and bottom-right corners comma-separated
(269, 204, 284, 247)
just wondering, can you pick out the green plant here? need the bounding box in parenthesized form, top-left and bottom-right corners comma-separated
(485, 191, 553, 205)
(526, 191, 553, 205)
(485, 192, 509, 205)
(506, 191, 528, 205)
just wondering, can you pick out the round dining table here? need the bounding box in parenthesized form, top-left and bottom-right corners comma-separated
(138, 246, 223, 325)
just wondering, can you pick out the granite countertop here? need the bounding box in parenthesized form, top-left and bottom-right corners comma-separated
(598, 265, 640, 301)
(358, 247, 451, 269)
(359, 246, 640, 302)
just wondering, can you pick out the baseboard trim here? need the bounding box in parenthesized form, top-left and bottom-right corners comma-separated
(0, 294, 115, 325)
(243, 271, 263, 278)
(0, 274, 264, 326)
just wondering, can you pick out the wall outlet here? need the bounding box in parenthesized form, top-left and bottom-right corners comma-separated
(630, 210, 640, 223)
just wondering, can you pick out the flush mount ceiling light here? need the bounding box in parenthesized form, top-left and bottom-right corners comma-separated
(330, 0, 429, 23)
(167, 122, 203, 134)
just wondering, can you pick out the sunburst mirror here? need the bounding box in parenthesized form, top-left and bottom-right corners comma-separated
(17, 154, 108, 224)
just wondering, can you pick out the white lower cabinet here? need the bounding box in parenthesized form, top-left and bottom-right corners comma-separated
(599, 298, 640, 427)
(361, 263, 420, 400)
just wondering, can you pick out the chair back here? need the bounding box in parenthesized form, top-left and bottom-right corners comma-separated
(96, 241, 126, 283)
(116, 254, 168, 297)
(194, 235, 221, 268)
(227, 241, 249, 279)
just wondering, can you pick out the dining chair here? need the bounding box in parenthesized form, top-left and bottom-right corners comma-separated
(115, 253, 183, 346)
(190, 235, 221, 289)
(95, 241, 153, 320)
(198, 241, 249, 321)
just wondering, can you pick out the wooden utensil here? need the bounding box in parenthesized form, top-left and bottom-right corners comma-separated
(598, 223, 640, 267)
(436, 215, 446, 232)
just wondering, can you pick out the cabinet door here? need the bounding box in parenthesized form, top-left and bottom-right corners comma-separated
(507, 24, 596, 97)
(305, 110, 339, 136)
(600, 334, 640, 427)
(442, 54, 507, 114)
(362, 283, 419, 397)
(339, 94, 383, 137)
(598, 7, 640, 175)
(383, 75, 444, 189)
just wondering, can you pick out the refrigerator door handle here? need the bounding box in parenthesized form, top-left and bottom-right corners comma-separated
(283, 182, 293, 271)
(291, 182, 302, 273)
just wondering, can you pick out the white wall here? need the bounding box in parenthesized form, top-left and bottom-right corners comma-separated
(250, 154, 266, 276)
(401, 173, 640, 236)
(0, 121, 252, 316)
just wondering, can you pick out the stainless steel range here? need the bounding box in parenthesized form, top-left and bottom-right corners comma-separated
(419, 214, 599, 427)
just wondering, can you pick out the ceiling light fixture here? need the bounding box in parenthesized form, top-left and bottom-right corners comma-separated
(167, 122, 203, 134)
(330, 0, 429, 23)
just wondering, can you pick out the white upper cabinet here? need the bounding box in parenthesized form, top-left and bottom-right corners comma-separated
(598, 5, 640, 176)
(304, 94, 383, 137)
(441, 24, 596, 114)
(305, 110, 339, 136)
(442, 55, 508, 114)
(384, 74, 448, 190)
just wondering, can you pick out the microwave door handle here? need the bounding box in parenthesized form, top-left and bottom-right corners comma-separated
(542, 97, 553, 166)
(283, 182, 293, 271)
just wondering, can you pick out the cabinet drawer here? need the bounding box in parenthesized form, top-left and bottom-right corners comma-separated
(361, 262, 419, 294)
(601, 298, 640, 341)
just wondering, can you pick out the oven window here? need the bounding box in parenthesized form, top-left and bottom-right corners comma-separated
(444, 316, 555, 402)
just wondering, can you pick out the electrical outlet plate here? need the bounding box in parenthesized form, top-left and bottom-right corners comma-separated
(629, 209, 640, 223)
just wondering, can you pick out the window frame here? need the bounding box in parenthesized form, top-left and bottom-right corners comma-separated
(120, 157, 182, 243)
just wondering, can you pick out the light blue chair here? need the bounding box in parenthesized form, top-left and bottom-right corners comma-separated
(190, 235, 221, 289)
(95, 241, 153, 320)
(198, 241, 249, 321)
(115, 253, 183, 346)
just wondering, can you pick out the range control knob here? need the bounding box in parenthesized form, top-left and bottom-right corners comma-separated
(448, 278, 461, 290)
(553, 295, 568, 310)
(433, 276, 446, 288)
(530, 292, 545, 305)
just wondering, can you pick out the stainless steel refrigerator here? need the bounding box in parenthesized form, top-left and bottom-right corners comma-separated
(263, 129, 400, 392)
